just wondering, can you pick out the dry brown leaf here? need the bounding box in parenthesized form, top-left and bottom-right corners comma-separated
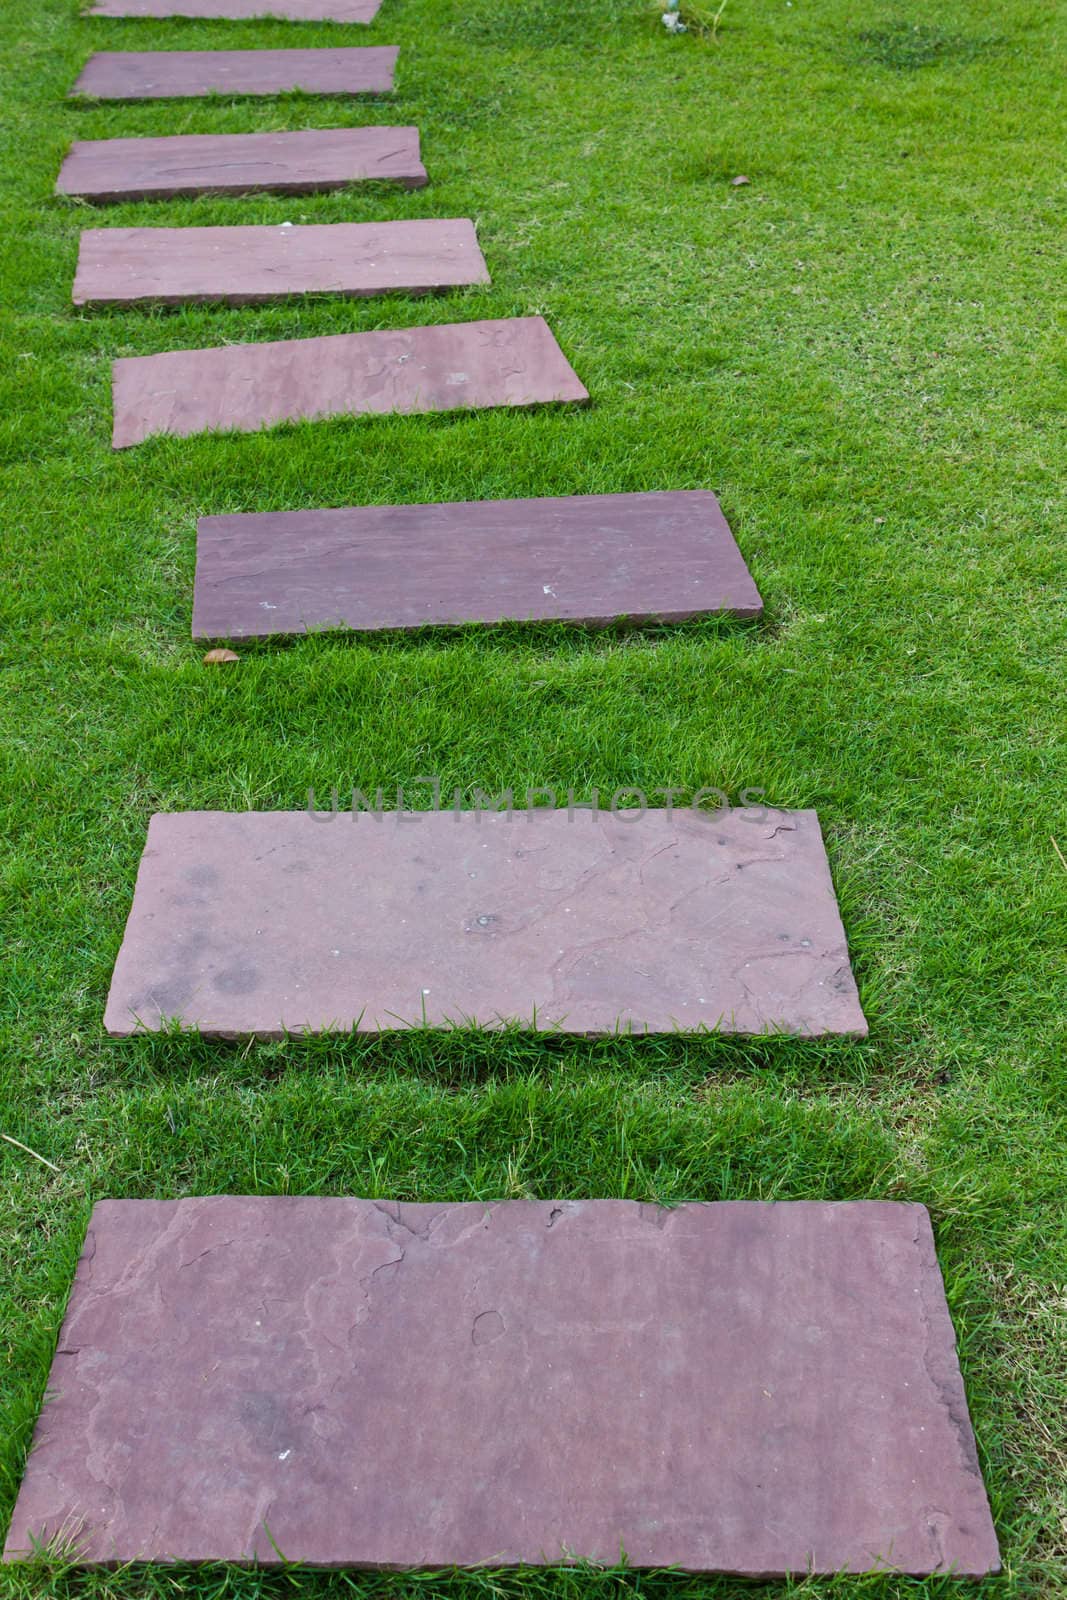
(203, 648, 239, 664)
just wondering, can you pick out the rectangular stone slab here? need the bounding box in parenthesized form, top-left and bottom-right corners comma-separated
(56, 127, 425, 204)
(192, 490, 763, 639)
(103, 807, 865, 1037)
(73, 220, 490, 309)
(110, 316, 588, 449)
(70, 48, 399, 100)
(87, 0, 381, 20)
(3, 1197, 1000, 1575)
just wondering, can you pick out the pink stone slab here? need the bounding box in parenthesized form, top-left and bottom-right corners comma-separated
(110, 316, 588, 448)
(73, 220, 490, 309)
(3, 1197, 999, 1575)
(70, 48, 399, 100)
(103, 808, 866, 1037)
(88, 0, 380, 20)
(56, 126, 425, 204)
(192, 490, 763, 639)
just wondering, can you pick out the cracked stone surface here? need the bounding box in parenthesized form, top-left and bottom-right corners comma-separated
(87, 0, 380, 21)
(110, 316, 588, 449)
(192, 490, 762, 640)
(103, 807, 865, 1038)
(70, 48, 400, 101)
(56, 127, 426, 204)
(3, 1198, 999, 1575)
(73, 220, 490, 309)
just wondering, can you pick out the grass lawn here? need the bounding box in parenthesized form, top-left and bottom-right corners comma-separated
(1, 0, 1065, 1592)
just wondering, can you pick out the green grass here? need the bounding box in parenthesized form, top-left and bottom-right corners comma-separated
(1, 0, 1066, 1593)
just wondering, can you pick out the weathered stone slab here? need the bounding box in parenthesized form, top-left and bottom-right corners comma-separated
(70, 47, 399, 100)
(73, 220, 490, 309)
(110, 317, 588, 448)
(56, 126, 425, 204)
(192, 490, 763, 639)
(103, 808, 865, 1037)
(88, 0, 380, 20)
(3, 1197, 999, 1575)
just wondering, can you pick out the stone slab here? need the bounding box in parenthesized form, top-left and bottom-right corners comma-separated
(3, 1197, 999, 1575)
(191, 490, 763, 639)
(70, 48, 399, 100)
(87, 0, 381, 20)
(110, 316, 588, 448)
(73, 220, 490, 308)
(103, 807, 866, 1037)
(56, 126, 425, 204)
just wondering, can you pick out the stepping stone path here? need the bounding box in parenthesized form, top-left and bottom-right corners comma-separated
(3, 1196, 1000, 1575)
(70, 47, 399, 100)
(88, 0, 381, 20)
(111, 316, 589, 448)
(73, 220, 490, 308)
(5, 0, 1002, 1573)
(56, 126, 426, 203)
(191, 489, 763, 639)
(103, 807, 866, 1037)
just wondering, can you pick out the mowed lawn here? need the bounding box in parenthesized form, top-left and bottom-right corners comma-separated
(1, 0, 1065, 1593)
